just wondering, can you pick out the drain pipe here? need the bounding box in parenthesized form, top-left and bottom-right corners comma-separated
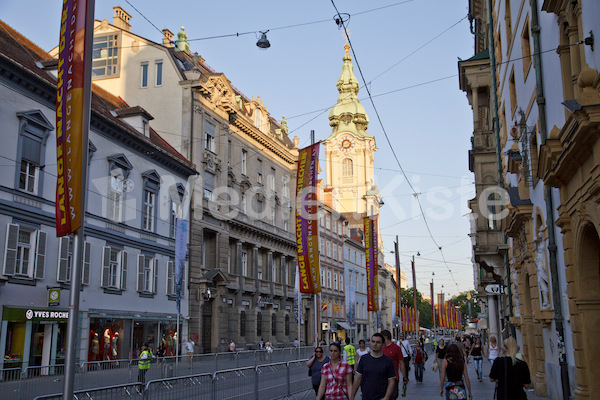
(486, 0, 514, 341)
(530, 1, 570, 399)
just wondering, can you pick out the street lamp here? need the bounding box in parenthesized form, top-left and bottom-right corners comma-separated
(256, 31, 270, 49)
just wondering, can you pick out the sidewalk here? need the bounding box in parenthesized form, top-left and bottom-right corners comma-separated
(355, 357, 548, 400)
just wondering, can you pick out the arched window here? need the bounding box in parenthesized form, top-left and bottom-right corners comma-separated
(285, 314, 290, 336)
(257, 311, 262, 336)
(271, 314, 277, 337)
(240, 311, 246, 337)
(342, 158, 353, 177)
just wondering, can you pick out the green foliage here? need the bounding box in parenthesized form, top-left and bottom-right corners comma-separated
(449, 290, 480, 326)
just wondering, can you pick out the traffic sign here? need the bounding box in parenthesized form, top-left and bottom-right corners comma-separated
(485, 284, 506, 294)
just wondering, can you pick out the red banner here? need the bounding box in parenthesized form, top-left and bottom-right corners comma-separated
(365, 216, 379, 311)
(395, 241, 400, 317)
(295, 143, 321, 293)
(56, 0, 90, 236)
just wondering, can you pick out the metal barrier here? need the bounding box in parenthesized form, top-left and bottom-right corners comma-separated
(32, 382, 144, 400)
(2, 346, 315, 399)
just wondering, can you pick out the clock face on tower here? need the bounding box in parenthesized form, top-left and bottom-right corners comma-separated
(339, 137, 354, 152)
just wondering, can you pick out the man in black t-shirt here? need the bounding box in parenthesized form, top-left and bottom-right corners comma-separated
(352, 333, 396, 400)
(489, 356, 532, 400)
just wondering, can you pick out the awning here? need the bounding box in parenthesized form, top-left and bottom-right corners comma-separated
(336, 321, 354, 330)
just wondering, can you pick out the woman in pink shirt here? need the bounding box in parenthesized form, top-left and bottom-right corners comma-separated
(317, 342, 354, 400)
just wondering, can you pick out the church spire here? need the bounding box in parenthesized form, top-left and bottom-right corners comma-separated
(327, 44, 370, 139)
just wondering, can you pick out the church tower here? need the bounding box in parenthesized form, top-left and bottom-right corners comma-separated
(323, 44, 382, 228)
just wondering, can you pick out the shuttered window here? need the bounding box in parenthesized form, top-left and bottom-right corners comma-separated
(2, 224, 45, 280)
(101, 246, 127, 290)
(57, 237, 91, 284)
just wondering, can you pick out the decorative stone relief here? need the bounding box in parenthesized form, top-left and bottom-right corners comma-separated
(534, 229, 551, 309)
(512, 267, 521, 316)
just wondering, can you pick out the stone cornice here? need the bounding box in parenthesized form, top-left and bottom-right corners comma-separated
(540, 106, 600, 186)
(229, 113, 296, 165)
(506, 203, 533, 238)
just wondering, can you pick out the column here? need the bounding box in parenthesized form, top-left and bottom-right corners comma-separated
(268, 251, 274, 293)
(22, 320, 32, 370)
(236, 241, 243, 305)
(487, 295, 499, 343)
(0, 320, 7, 371)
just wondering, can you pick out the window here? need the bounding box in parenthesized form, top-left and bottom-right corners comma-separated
(57, 236, 91, 284)
(333, 244, 337, 260)
(334, 272, 338, 290)
(169, 184, 185, 238)
(108, 173, 124, 222)
(3, 224, 46, 279)
(155, 60, 163, 86)
(241, 150, 247, 175)
(142, 171, 160, 232)
(257, 252, 263, 280)
(270, 204, 276, 224)
(339, 273, 344, 288)
(285, 314, 290, 336)
(282, 176, 290, 198)
(271, 314, 277, 336)
(320, 212, 324, 227)
(240, 311, 246, 337)
(16, 111, 52, 196)
(204, 120, 216, 152)
(326, 241, 332, 258)
(272, 258, 277, 282)
(257, 198, 264, 214)
(521, 19, 532, 77)
(227, 140, 232, 166)
(319, 237, 324, 252)
(327, 271, 332, 288)
(137, 254, 157, 293)
(338, 245, 343, 261)
(204, 171, 215, 201)
(338, 222, 342, 235)
(140, 62, 148, 88)
(242, 251, 248, 276)
(269, 168, 275, 191)
(504, 0, 512, 47)
(142, 120, 150, 137)
(166, 259, 185, 296)
(342, 159, 353, 177)
(257, 159, 263, 184)
(101, 246, 127, 290)
(257, 312, 262, 336)
(325, 215, 331, 230)
(92, 33, 119, 78)
(509, 68, 517, 116)
(332, 219, 337, 233)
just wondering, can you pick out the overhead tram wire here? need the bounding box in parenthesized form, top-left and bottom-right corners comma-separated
(329, 0, 461, 291)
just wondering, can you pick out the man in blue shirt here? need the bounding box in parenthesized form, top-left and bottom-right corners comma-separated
(351, 333, 396, 400)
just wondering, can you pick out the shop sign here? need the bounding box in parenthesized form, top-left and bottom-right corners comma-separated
(334, 304, 341, 312)
(2, 306, 69, 322)
(48, 288, 61, 306)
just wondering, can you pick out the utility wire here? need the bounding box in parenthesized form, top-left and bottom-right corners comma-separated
(330, 0, 461, 291)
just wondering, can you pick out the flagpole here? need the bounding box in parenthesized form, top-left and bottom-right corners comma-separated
(62, 1, 94, 398)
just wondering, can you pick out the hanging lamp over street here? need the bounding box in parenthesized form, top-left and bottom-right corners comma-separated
(256, 31, 270, 49)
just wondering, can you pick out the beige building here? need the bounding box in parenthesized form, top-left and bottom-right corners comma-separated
(460, 0, 600, 399)
(82, 7, 300, 352)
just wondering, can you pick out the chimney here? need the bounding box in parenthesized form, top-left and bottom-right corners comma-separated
(162, 29, 174, 47)
(113, 6, 132, 32)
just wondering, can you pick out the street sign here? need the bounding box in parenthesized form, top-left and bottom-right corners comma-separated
(485, 284, 506, 294)
(477, 313, 488, 318)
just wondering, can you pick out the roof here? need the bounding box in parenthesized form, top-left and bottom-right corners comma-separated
(0, 20, 196, 175)
(466, 48, 489, 62)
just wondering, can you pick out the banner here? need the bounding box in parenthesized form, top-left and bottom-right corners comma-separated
(175, 218, 188, 315)
(295, 143, 321, 293)
(395, 241, 400, 317)
(365, 216, 379, 311)
(55, 0, 91, 236)
(294, 268, 304, 324)
(346, 285, 356, 326)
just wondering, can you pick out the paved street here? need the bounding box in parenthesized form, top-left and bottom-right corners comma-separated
(353, 356, 549, 400)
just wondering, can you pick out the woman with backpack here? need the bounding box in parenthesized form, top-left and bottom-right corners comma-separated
(439, 344, 473, 400)
(411, 340, 428, 383)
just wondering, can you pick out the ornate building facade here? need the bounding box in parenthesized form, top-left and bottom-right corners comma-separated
(460, 0, 599, 398)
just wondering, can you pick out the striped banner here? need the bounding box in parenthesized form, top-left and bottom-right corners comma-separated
(295, 143, 321, 293)
(55, 0, 92, 236)
(365, 216, 379, 311)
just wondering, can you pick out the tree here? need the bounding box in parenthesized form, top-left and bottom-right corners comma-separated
(449, 290, 481, 326)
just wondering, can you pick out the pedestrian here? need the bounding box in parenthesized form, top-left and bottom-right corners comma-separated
(265, 340, 273, 361)
(356, 339, 369, 364)
(381, 329, 408, 399)
(316, 342, 353, 400)
(454, 335, 467, 359)
(343, 337, 356, 379)
(487, 336, 499, 366)
(489, 337, 532, 400)
(137, 342, 152, 384)
(434, 338, 447, 376)
(399, 334, 412, 383)
(351, 333, 396, 400)
(411, 340, 427, 383)
(186, 338, 195, 367)
(439, 344, 472, 400)
(307, 346, 330, 395)
(259, 337, 265, 361)
(229, 339, 236, 352)
(294, 337, 300, 348)
(467, 337, 484, 382)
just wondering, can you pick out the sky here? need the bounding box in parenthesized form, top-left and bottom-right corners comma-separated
(1, 0, 478, 298)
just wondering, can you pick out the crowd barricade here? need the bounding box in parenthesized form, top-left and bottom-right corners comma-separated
(145, 372, 213, 399)
(213, 366, 256, 400)
(32, 382, 144, 400)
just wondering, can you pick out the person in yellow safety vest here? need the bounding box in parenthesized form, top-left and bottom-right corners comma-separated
(138, 342, 152, 384)
(343, 337, 356, 382)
